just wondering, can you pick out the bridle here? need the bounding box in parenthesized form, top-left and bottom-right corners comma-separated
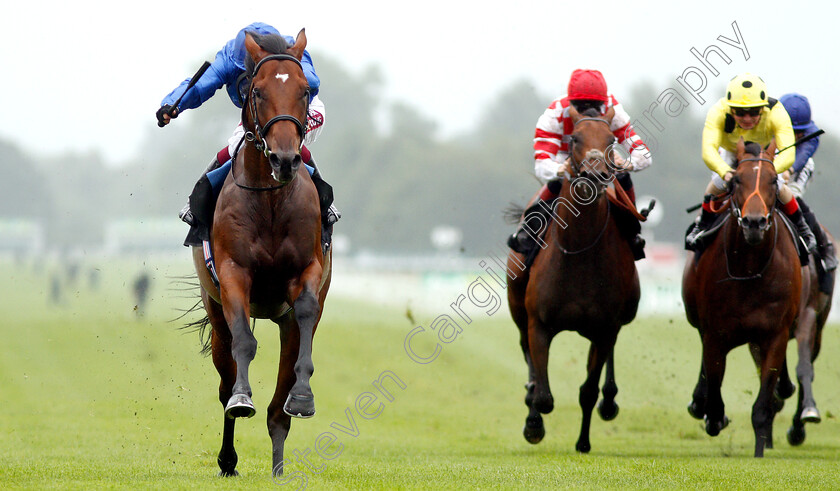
(730, 157, 775, 232)
(244, 53, 310, 158)
(567, 117, 617, 179)
(231, 53, 310, 191)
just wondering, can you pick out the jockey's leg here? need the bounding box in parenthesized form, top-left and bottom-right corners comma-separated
(796, 198, 835, 271)
(686, 177, 727, 249)
(179, 146, 229, 226)
(507, 179, 562, 257)
(779, 183, 817, 253)
(304, 151, 340, 253)
(616, 173, 645, 260)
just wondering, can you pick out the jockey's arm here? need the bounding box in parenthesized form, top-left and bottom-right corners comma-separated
(610, 102, 651, 172)
(160, 48, 236, 113)
(701, 104, 731, 178)
(534, 154, 568, 183)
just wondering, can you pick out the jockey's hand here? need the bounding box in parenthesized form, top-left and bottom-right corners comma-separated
(557, 158, 571, 176)
(156, 105, 179, 127)
(723, 170, 735, 183)
(780, 170, 791, 182)
(612, 153, 628, 171)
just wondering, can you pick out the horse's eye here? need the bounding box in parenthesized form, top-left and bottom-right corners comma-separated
(253, 88, 263, 100)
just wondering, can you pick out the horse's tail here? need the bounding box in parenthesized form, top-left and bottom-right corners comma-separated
(169, 274, 212, 356)
(503, 203, 525, 225)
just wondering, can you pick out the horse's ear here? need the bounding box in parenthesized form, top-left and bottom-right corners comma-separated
(604, 105, 615, 123)
(568, 103, 581, 123)
(765, 138, 777, 161)
(244, 33, 268, 64)
(736, 137, 746, 160)
(287, 28, 307, 61)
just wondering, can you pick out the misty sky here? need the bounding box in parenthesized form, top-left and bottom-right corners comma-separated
(2, 0, 837, 164)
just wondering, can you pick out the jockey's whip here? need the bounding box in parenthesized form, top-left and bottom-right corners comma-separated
(686, 129, 826, 213)
(156, 61, 212, 127)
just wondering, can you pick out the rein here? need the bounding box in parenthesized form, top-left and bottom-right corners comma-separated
(719, 157, 778, 281)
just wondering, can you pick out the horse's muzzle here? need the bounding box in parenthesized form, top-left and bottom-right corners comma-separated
(269, 150, 302, 184)
(739, 215, 770, 245)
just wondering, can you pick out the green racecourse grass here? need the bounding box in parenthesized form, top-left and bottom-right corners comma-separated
(2, 255, 840, 490)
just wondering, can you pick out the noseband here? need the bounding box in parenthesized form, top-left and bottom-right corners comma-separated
(245, 53, 310, 157)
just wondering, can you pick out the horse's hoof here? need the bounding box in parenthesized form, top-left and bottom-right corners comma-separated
(687, 400, 704, 420)
(284, 393, 315, 418)
(575, 440, 591, 453)
(704, 415, 730, 437)
(225, 394, 256, 419)
(801, 406, 821, 423)
(772, 395, 786, 414)
(597, 400, 619, 421)
(523, 415, 545, 444)
(787, 425, 806, 446)
(218, 469, 239, 477)
(776, 380, 796, 400)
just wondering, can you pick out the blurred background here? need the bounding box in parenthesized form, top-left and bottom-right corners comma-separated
(2, 2, 840, 315)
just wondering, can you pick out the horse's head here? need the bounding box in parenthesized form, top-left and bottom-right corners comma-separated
(567, 105, 621, 199)
(242, 29, 310, 185)
(730, 138, 778, 245)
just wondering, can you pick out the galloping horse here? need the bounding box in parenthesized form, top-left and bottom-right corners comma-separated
(507, 106, 641, 452)
(191, 29, 330, 476)
(682, 139, 800, 457)
(775, 229, 835, 446)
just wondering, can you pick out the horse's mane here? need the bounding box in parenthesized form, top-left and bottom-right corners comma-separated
(244, 32, 290, 76)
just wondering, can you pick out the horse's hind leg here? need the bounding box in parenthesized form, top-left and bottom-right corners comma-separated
(284, 263, 323, 418)
(750, 342, 794, 413)
(688, 364, 707, 420)
(206, 296, 240, 476)
(597, 348, 619, 421)
(794, 310, 821, 424)
(268, 315, 299, 476)
(576, 336, 613, 453)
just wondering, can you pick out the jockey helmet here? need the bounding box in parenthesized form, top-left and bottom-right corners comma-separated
(568, 69, 608, 102)
(779, 93, 813, 130)
(726, 73, 768, 108)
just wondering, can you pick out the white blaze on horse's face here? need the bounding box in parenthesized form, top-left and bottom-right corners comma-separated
(276, 73, 289, 83)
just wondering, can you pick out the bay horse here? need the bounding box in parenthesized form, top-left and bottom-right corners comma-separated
(507, 106, 641, 452)
(190, 29, 330, 477)
(770, 229, 835, 446)
(682, 139, 800, 457)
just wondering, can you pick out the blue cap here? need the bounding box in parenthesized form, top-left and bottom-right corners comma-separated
(780, 93, 812, 131)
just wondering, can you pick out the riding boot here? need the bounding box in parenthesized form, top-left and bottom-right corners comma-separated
(308, 159, 340, 253)
(507, 199, 550, 257)
(180, 157, 222, 226)
(787, 208, 817, 254)
(617, 173, 645, 260)
(801, 206, 837, 271)
(685, 195, 716, 250)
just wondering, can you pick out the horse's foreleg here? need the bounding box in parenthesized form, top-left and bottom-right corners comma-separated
(284, 262, 323, 418)
(268, 316, 298, 476)
(219, 267, 257, 420)
(597, 348, 619, 421)
(752, 331, 787, 457)
(206, 295, 240, 476)
(701, 339, 730, 437)
(576, 337, 613, 453)
(527, 322, 554, 415)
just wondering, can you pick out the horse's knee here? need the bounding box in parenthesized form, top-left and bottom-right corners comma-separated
(579, 383, 599, 409)
(294, 289, 320, 326)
